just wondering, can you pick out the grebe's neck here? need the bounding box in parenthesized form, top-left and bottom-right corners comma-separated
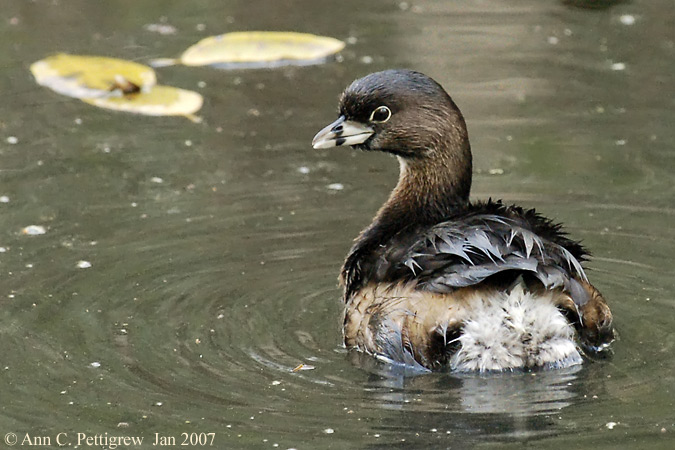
(353, 149, 472, 250)
(375, 155, 472, 228)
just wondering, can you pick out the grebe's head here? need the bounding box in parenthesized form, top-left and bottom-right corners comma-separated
(313, 69, 473, 205)
(312, 69, 470, 162)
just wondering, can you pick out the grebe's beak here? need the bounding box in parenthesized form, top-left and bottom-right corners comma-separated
(312, 115, 374, 150)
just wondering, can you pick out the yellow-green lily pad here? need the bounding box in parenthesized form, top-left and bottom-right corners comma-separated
(30, 53, 157, 98)
(82, 85, 203, 120)
(172, 31, 346, 69)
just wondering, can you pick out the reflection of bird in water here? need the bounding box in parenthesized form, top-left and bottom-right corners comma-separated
(351, 350, 581, 416)
(313, 70, 614, 372)
(456, 366, 581, 414)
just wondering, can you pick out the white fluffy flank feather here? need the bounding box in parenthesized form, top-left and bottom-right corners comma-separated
(451, 283, 582, 372)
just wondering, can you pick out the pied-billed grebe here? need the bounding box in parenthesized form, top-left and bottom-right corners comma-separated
(312, 69, 614, 372)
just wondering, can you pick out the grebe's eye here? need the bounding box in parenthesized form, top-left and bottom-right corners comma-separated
(369, 106, 391, 123)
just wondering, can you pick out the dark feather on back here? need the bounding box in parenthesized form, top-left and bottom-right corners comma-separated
(342, 199, 589, 306)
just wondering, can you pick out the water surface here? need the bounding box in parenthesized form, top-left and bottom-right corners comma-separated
(0, 0, 673, 448)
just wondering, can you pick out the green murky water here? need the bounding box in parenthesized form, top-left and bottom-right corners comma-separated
(1, 0, 673, 448)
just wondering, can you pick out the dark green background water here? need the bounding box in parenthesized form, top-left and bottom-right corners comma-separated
(0, 0, 673, 448)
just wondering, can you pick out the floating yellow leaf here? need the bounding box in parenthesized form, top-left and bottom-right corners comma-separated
(82, 85, 203, 120)
(173, 31, 345, 68)
(30, 53, 157, 98)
